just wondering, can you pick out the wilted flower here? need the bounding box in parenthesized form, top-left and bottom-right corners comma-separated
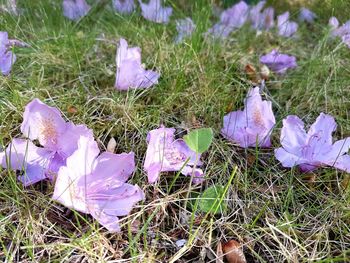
(277, 11, 298, 37)
(0, 31, 16, 75)
(53, 135, 144, 232)
(260, 49, 297, 74)
(207, 1, 249, 38)
(275, 113, 350, 173)
(115, 38, 159, 90)
(175, 18, 196, 43)
(221, 87, 275, 148)
(63, 0, 90, 21)
(112, 0, 135, 14)
(0, 99, 93, 186)
(298, 8, 316, 23)
(139, 0, 172, 24)
(144, 126, 204, 184)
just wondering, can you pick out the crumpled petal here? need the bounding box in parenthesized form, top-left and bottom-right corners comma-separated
(115, 38, 159, 90)
(63, 0, 90, 21)
(298, 8, 316, 23)
(260, 49, 297, 74)
(0, 138, 52, 186)
(277, 12, 298, 37)
(144, 126, 203, 183)
(139, 0, 172, 24)
(221, 87, 276, 148)
(112, 0, 135, 14)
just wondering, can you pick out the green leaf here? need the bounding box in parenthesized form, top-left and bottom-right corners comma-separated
(198, 185, 227, 215)
(183, 128, 213, 154)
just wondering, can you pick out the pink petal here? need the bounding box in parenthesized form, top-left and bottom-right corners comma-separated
(0, 138, 52, 186)
(21, 98, 67, 149)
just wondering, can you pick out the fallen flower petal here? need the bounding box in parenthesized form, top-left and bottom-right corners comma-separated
(275, 113, 350, 173)
(112, 0, 135, 14)
(63, 0, 90, 21)
(260, 49, 297, 74)
(277, 11, 298, 37)
(0, 31, 17, 75)
(144, 126, 204, 184)
(207, 1, 249, 38)
(139, 0, 172, 24)
(115, 38, 159, 90)
(298, 8, 316, 23)
(0, 98, 94, 185)
(221, 87, 275, 148)
(52, 135, 144, 232)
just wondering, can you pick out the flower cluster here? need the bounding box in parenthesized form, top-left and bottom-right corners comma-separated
(2, 0, 350, 235)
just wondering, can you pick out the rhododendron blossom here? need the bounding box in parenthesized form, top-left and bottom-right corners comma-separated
(0, 31, 21, 75)
(277, 12, 298, 37)
(298, 8, 316, 23)
(275, 113, 350, 173)
(112, 0, 135, 14)
(207, 1, 249, 38)
(144, 126, 204, 184)
(0, 99, 93, 186)
(260, 49, 297, 74)
(53, 135, 144, 232)
(249, 1, 274, 31)
(139, 0, 172, 24)
(221, 87, 275, 148)
(63, 0, 90, 21)
(115, 38, 159, 90)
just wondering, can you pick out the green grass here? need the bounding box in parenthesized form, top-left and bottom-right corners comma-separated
(1, 0, 350, 261)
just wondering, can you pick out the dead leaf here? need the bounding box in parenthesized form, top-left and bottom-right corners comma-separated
(216, 241, 224, 263)
(222, 240, 246, 263)
(67, 105, 78, 114)
(245, 64, 259, 84)
(107, 137, 117, 153)
(226, 102, 234, 113)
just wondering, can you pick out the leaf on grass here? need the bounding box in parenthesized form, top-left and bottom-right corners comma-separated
(245, 64, 259, 84)
(184, 128, 213, 154)
(198, 185, 227, 214)
(107, 137, 117, 153)
(222, 240, 246, 263)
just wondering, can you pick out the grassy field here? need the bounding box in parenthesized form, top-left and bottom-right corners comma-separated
(1, 0, 350, 262)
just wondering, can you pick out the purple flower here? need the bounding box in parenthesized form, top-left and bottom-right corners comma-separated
(221, 87, 275, 148)
(175, 18, 196, 43)
(115, 38, 159, 90)
(144, 126, 204, 184)
(249, 1, 275, 31)
(298, 8, 316, 23)
(52, 135, 144, 232)
(329, 16, 339, 29)
(63, 0, 90, 21)
(327, 17, 350, 48)
(112, 0, 135, 14)
(260, 49, 297, 74)
(139, 0, 172, 24)
(207, 1, 249, 38)
(0, 99, 94, 186)
(275, 113, 350, 173)
(277, 12, 298, 37)
(0, 31, 16, 75)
